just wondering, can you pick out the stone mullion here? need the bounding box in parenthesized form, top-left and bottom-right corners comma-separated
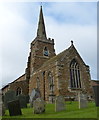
(70, 68, 73, 88)
(78, 70, 81, 88)
(76, 69, 79, 88)
(72, 68, 76, 88)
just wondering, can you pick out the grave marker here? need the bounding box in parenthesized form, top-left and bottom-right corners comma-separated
(4, 90, 16, 109)
(78, 93, 88, 109)
(8, 100, 22, 116)
(17, 95, 27, 108)
(55, 95, 65, 112)
(30, 88, 41, 107)
(33, 98, 45, 114)
(0, 102, 5, 116)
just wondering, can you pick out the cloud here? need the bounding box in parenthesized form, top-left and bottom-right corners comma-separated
(44, 2, 97, 25)
(44, 2, 97, 80)
(46, 18, 97, 79)
(0, 4, 32, 87)
(0, 2, 97, 88)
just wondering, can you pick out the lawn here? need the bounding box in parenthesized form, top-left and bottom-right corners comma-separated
(2, 101, 98, 118)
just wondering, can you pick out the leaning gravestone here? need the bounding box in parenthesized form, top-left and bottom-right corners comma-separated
(8, 100, 22, 116)
(17, 94, 27, 108)
(4, 90, 16, 109)
(55, 95, 65, 112)
(30, 88, 41, 107)
(33, 98, 45, 114)
(78, 93, 88, 109)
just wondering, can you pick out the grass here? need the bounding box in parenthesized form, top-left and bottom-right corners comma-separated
(2, 101, 98, 118)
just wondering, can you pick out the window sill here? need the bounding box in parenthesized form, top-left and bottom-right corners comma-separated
(68, 87, 82, 92)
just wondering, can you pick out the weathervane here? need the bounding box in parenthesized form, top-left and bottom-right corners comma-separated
(40, 2, 42, 7)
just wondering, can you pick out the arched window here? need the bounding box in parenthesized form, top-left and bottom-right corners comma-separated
(16, 87, 22, 96)
(43, 47, 48, 56)
(36, 77, 40, 89)
(48, 72, 54, 93)
(70, 59, 81, 89)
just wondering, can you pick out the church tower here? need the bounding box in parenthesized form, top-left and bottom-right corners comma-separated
(25, 6, 56, 80)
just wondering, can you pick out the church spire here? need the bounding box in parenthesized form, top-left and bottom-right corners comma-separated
(37, 5, 47, 39)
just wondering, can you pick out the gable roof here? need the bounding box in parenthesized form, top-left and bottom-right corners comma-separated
(1, 74, 26, 90)
(40, 43, 86, 68)
(11, 74, 26, 83)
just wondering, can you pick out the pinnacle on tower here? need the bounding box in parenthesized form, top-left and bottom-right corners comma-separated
(37, 6, 47, 39)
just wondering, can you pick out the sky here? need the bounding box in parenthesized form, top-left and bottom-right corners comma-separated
(0, 2, 97, 88)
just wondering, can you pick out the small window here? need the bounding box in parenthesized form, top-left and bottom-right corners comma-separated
(44, 47, 48, 56)
(16, 87, 22, 96)
(48, 72, 54, 93)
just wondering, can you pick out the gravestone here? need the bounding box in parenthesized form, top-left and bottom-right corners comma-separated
(17, 95, 27, 108)
(33, 98, 45, 114)
(78, 93, 88, 109)
(0, 102, 5, 116)
(8, 100, 22, 116)
(0, 101, 1, 116)
(4, 90, 16, 109)
(0, 91, 5, 116)
(30, 88, 41, 107)
(55, 95, 65, 112)
(93, 86, 99, 107)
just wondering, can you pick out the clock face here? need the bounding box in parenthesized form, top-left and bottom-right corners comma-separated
(44, 50, 48, 56)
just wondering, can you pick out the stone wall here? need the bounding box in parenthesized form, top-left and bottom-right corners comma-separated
(29, 38, 56, 74)
(9, 80, 29, 96)
(57, 47, 93, 98)
(29, 44, 93, 102)
(29, 62, 59, 101)
(2, 74, 29, 96)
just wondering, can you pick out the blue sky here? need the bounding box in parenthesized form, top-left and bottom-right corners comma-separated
(3, 2, 96, 24)
(0, 2, 97, 88)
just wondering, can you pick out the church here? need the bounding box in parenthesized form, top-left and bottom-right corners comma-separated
(2, 6, 93, 102)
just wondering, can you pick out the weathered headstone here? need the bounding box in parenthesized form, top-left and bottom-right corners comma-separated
(0, 102, 2, 116)
(4, 90, 16, 109)
(0, 102, 5, 116)
(93, 86, 99, 107)
(30, 88, 41, 107)
(8, 100, 22, 116)
(0, 91, 5, 116)
(55, 95, 65, 112)
(78, 93, 88, 109)
(17, 95, 27, 108)
(33, 98, 45, 114)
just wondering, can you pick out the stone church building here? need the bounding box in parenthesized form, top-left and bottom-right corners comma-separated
(2, 6, 93, 102)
